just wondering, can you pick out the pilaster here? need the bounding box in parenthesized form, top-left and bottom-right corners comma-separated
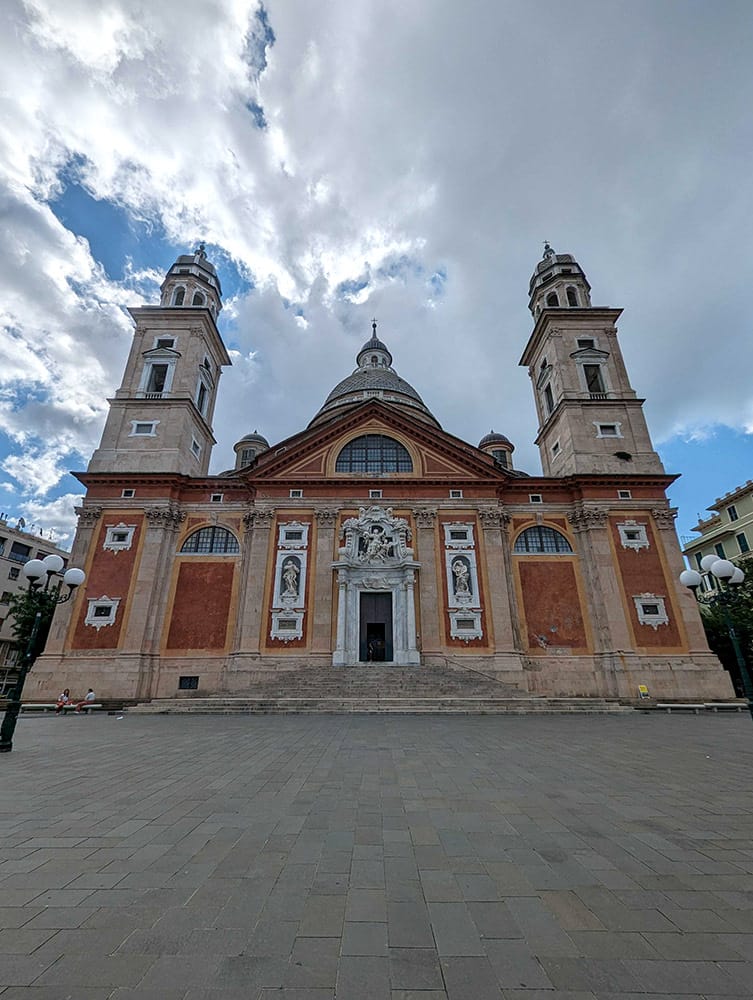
(413, 507, 440, 654)
(237, 508, 275, 653)
(311, 508, 337, 653)
(478, 507, 518, 651)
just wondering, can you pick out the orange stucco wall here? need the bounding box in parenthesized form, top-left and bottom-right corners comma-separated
(517, 560, 589, 653)
(610, 515, 684, 649)
(165, 561, 235, 651)
(70, 514, 144, 650)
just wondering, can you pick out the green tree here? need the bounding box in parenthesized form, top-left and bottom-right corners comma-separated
(7, 587, 59, 662)
(698, 569, 753, 696)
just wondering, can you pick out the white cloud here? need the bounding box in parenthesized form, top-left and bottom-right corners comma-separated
(1, 0, 752, 541)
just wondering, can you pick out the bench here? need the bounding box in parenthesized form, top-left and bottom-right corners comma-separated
(655, 703, 704, 714)
(20, 703, 104, 714)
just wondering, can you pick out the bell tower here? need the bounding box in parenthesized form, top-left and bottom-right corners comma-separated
(519, 244, 663, 477)
(88, 245, 231, 476)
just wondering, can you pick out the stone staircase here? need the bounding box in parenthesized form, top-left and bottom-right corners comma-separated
(130, 663, 631, 715)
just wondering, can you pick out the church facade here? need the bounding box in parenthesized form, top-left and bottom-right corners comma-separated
(33, 246, 734, 702)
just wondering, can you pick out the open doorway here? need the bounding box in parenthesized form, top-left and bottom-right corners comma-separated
(359, 592, 393, 663)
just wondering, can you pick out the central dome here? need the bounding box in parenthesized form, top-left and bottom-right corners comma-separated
(309, 323, 440, 428)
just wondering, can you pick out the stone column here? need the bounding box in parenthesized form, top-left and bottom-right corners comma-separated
(311, 508, 337, 654)
(413, 507, 440, 655)
(478, 507, 517, 651)
(44, 504, 103, 654)
(237, 508, 275, 654)
(333, 575, 348, 666)
(567, 505, 632, 655)
(122, 505, 187, 665)
(652, 505, 708, 652)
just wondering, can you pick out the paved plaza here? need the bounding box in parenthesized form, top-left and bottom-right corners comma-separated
(1, 713, 753, 999)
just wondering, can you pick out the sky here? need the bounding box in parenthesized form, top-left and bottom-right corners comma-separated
(1, 0, 752, 550)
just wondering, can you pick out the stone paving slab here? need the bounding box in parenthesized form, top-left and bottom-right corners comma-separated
(1, 713, 753, 997)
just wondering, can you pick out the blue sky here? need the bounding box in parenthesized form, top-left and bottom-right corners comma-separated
(0, 0, 752, 548)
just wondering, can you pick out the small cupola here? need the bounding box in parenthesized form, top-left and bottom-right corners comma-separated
(528, 243, 592, 318)
(160, 242, 223, 319)
(478, 430, 515, 470)
(356, 320, 393, 369)
(234, 430, 270, 470)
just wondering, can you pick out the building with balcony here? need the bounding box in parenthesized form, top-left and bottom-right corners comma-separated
(682, 480, 753, 592)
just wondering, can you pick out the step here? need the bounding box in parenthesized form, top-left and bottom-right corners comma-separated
(130, 696, 631, 715)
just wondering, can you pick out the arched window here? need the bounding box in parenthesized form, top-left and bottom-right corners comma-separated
(335, 435, 413, 473)
(192, 291, 205, 306)
(546, 292, 559, 307)
(514, 526, 573, 554)
(173, 288, 185, 305)
(566, 286, 578, 306)
(180, 526, 239, 554)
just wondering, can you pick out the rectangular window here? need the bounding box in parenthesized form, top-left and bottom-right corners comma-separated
(210, 494, 224, 503)
(543, 383, 554, 414)
(641, 603, 660, 616)
(191, 438, 201, 458)
(0, 537, 5, 555)
(455, 619, 476, 630)
(130, 421, 158, 436)
(736, 532, 750, 554)
(529, 494, 543, 504)
(597, 423, 619, 437)
(714, 542, 726, 559)
(449, 530, 468, 541)
(146, 364, 169, 394)
(728, 505, 739, 522)
(0, 592, 11, 604)
(8, 542, 31, 564)
(122, 489, 135, 498)
(178, 675, 199, 690)
(618, 490, 632, 500)
(695, 552, 703, 570)
(370, 489, 383, 499)
(289, 489, 303, 498)
(196, 382, 208, 415)
(156, 337, 175, 349)
(277, 619, 298, 630)
(284, 530, 303, 541)
(450, 490, 463, 499)
(577, 338, 595, 349)
(8, 567, 19, 580)
(551, 441, 560, 458)
(583, 364, 605, 394)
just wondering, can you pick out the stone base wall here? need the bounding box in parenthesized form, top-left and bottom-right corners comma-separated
(524, 652, 735, 701)
(30, 649, 735, 703)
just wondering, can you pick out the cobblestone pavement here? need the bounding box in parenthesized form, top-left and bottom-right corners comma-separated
(1, 712, 753, 999)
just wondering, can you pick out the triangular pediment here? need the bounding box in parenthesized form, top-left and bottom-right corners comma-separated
(238, 400, 510, 482)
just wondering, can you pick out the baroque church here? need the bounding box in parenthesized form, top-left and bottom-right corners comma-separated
(34, 244, 734, 703)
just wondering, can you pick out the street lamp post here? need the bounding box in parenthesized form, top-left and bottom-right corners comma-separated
(679, 556, 753, 721)
(0, 554, 86, 753)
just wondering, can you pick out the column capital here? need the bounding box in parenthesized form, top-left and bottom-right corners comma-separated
(567, 504, 609, 532)
(412, 507, 437, 528)
(478, 506, 511, 529)
(145, 503, 186, 529)
(243, 507, 275, 529)
(315, 508, 338, 527)
(74, 504, 103, 527)
(651, 506, 678, 529)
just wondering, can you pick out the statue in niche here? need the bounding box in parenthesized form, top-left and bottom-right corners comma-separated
(281, 558, 300, 599)
(452, 558, 471, 600)
(360, 526, 393, 562)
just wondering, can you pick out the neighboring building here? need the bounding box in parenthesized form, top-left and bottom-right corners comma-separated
(33, 244, 733, 702)
(682, 480, 753, 592)
(0, 515, 70, 694)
